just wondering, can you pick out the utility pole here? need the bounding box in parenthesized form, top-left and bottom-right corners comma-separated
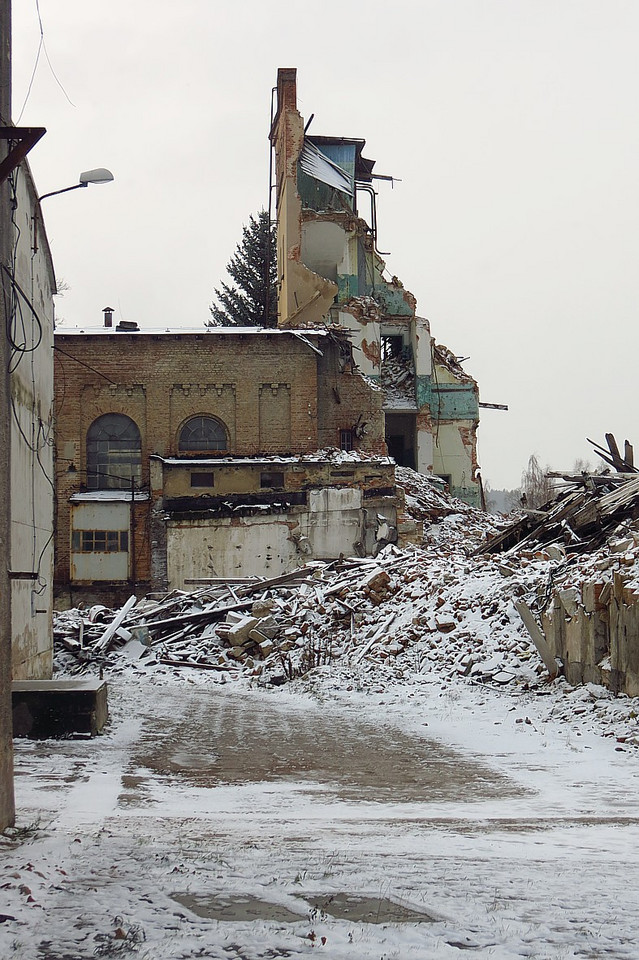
(0, 0, 15, 828)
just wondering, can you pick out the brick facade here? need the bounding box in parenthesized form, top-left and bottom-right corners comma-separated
(54, 328, 389, 597)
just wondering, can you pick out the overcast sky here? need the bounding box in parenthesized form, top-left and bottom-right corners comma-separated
(12, 1, 639, 489)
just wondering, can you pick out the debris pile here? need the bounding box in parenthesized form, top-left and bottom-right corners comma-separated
(55, 539, 549, 692)
(51, 459, 639, 745)
(380, 353, 416, 408)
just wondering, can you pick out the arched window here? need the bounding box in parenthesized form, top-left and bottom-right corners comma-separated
(86, 414, 142, 489)
(178, 416, 228, 454)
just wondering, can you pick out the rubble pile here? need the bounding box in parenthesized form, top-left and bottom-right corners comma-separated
(380, 354, 416, 408)
(395, 465, 481, 526)
(53, 465, 639, 743)
(54, 534, 550, 691)
(478, 469, 639, 558)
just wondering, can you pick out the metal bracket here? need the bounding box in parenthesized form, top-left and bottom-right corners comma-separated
(0, 126, 46, 186)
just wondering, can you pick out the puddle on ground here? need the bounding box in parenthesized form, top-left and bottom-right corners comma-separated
(173, 892, 434, 924)
(305, 893, 435, 923)
(132, 688, 524, 803)
(173, 893, 303, 923)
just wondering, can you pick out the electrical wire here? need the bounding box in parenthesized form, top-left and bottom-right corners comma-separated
(52, 344, 117, 385)
(16, 0, 75, 124)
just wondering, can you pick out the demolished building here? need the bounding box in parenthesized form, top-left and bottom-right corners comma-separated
(53, 68, 481, 602)
(270, 68, 481, 506)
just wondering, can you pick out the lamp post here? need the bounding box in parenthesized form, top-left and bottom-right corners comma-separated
(66, 465, 137, 589)
(32, 168, 114, 256)
(38, 168, 114, 202)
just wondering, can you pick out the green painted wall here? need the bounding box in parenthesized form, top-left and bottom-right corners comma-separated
(431, 385, 478, 421)
(416, 375, 431, 409)
(337, 274, 358, 300)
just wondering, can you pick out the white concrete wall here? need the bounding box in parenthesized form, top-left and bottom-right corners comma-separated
(301, 220, 346, 282)
(416, 428, 434, 475)
(10, 163, 55, 680)
(413, 317, 432, 378)
(301, 487, 364, 559)
(166, 487, 371, 588)
(167, 517, 297, 587)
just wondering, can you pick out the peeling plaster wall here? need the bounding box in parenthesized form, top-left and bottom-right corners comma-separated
(270, 70, 337, 328)
(10, 163, 55, 681)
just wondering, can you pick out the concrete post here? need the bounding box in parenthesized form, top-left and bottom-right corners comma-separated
(0, 0, 16, 828)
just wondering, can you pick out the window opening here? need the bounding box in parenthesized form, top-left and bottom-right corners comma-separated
(191, 472, 215, 488)
(381, 335, 404, 362)
(72, 529, 129, 553)
(178, 416, 227, 453)
(260, 471, 284, 489)
(86, 414, 141, 489)
(340, 429, 354, 452)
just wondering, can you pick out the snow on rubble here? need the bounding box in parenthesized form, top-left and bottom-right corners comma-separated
(53, 468, 639, 749)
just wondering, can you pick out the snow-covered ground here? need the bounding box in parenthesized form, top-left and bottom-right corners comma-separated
(5, 487, 639, 959)
(3, 662, 639, 959)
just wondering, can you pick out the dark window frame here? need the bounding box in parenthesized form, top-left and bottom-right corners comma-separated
(190, 471, 215, 488)
(260, 471, 285, 489)
(178, 416, 228, 454)
(86, 413, 142, 490)
(339, 428, 354, 452)
(72, 529, 129, 553)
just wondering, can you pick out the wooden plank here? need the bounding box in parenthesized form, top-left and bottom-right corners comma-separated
(625, 440, 634, 469)
(144, 600, 254, 633)
(95, 595, 137, 651)
(605, 432, 626, 472)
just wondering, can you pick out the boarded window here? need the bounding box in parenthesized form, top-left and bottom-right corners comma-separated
(260, 471, 284, 489)
(191, 471, 215, 488)
(258, 384, 291, 449)
(179, 416, 227, 453)
(86, 414, 141, 490)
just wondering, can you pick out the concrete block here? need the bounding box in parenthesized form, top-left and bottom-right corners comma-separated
(226, 616, 260, 645)
(12, 679, 108, 738)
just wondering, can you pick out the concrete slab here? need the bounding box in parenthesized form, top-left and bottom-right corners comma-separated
(11, 678, 108, 738)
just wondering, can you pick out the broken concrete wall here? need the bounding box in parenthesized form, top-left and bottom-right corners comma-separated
(541, 573, 639, 696)
(159, 457, 398, 589)
(269, 69, 337, 328)
(269, 68, 481, 506)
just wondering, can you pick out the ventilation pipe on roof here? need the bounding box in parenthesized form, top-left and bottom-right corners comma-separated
(103, 306, 114, 328)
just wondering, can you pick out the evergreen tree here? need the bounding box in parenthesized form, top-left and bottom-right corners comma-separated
(209, 211, 277, 327)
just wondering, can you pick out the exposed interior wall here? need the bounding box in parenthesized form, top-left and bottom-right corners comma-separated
(160, 458, 397, 588)
(269, 67, 483, 507)
(270, 69, 337, 327)
(431, 345, 481, 507)
(10, 163, 55, 680)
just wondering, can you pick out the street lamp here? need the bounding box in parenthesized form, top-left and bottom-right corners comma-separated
(38, 167, 114, 202)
